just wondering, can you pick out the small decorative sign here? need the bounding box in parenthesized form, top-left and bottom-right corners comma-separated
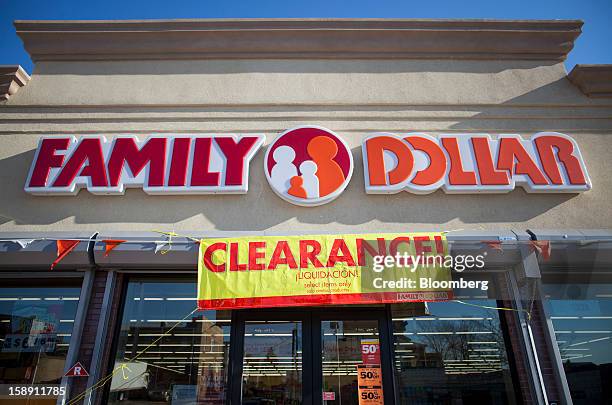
(323, 391, 336, 401)
(64, 362, 89, 377)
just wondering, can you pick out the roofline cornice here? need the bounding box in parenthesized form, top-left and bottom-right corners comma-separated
(14, 18, 583, 62)
(568, 64, 612, 98)
(0, 65, 30, 101)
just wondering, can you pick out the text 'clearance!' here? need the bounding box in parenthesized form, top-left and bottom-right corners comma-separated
(25, 128, 591, 204)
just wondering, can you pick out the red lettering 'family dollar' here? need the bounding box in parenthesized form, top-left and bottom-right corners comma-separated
(24, 129, 592, 198)
(25, 135, 264, 195)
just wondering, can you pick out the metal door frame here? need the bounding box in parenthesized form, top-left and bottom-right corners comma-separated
(228, 306, 395, 405)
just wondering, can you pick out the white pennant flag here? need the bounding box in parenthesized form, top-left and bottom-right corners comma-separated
(154, 238, 171, 255)
(13, 239, 35, 249)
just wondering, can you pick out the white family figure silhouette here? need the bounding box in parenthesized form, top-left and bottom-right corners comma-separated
(270, 145, 298, 193)
(299, 161, 319, 199)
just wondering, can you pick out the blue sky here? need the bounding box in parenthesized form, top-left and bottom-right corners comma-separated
(1, 0, 611, 74)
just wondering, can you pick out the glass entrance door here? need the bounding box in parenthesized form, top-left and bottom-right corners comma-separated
(230, 311, 313, 405)
(319, 319, 383, 405)
(230, 308, 393, 405)
(242, 319, 304, 404)
(314, 310, 391, 405)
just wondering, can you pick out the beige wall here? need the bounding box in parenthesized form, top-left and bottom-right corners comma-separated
(1, 59, 611, 233)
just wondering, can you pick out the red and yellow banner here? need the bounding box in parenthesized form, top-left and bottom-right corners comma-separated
(197, 232, 451, 310)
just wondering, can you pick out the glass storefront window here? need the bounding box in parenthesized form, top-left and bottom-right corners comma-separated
(391, 300, 518, 404)
(0, 284, 81, 384)
(108, 279, 231, 404)
(242, 320, 302, 404)
(544, 283, 612, 405)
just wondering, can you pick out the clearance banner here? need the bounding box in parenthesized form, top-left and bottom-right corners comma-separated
(197, 233, 451, 310)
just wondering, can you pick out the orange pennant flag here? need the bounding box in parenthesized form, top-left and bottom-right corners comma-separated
(530, 240, 551, 261)
(103, 239, 126, 257)
(51, 240, 80, 270)
(482, 240, 503, 253)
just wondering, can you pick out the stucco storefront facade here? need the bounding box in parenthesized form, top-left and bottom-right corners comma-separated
(0, 19, 611, 405)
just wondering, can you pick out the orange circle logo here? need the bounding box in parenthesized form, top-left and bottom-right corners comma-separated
(265, 126, 354, 206)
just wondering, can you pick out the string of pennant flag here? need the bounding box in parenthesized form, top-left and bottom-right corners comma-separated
(0, 231, 553, 270)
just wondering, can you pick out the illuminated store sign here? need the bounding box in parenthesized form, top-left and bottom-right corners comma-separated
(25, 128, 591, 201)
(264, 126, 353, 206)
(363, 132, 591, 194)
(25, 134, 264, 195)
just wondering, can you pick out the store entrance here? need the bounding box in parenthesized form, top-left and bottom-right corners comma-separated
(229, 308, 394, 405)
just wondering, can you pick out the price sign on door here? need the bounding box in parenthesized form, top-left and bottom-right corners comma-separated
(357, 365, 382, 387)
(359, 388, 384, 404)
(357, 365, 383, 405)
(360, 339, 380, 365)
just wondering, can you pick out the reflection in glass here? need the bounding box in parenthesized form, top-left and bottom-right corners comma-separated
(242, 320, 302, 404)
(0, 286, 80, 384)
(108, 280, 231, 404)
(322, 320, 381, 405)
(392, 301, 518, 404)
(544, 283, 612, 405)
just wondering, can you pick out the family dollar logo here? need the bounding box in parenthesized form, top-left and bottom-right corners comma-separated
(265, 126, 354, 206)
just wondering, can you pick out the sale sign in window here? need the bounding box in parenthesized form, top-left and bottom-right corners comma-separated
(357, 365, 384, 405)
(360, 338, 381, 365)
